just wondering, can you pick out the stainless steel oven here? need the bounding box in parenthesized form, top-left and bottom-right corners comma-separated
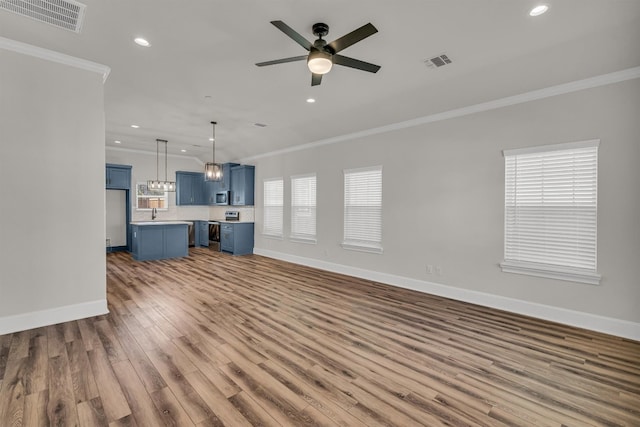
(208, 221, 220, 251)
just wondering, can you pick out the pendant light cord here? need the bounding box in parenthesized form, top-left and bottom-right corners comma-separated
(156, 139, 160, 182)
(211, 121, 217, 164)
(155, 139, 168, 182)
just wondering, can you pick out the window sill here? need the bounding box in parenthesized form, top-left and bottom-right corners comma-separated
(341, 242, 383, 254)
(289, 236, 317, 245)
(500, 260, 601, 285)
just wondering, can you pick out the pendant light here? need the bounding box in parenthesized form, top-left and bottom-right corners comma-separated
(147, 139, 176, 192)
(204, 121, 223, 181)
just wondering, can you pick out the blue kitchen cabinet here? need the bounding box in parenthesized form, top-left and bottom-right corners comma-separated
(196, 220, 209, 247)
(230, 165, 255, 206)
(204, 180, 218, 205)
(220, 222, 254, 255)
(106, 164, 131, 189)
(205, 163, 239, 205)
(131, 222, 189, 261)
(176, 172, 193, 205)
(218, 163, 239, 192)
(164, 225, 189, 258)
(176, 171, 205, 205)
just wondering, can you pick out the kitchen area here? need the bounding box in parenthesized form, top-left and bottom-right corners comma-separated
(105, 154, 255, 261)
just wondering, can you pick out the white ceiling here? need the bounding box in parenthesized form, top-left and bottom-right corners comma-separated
(1, 1, 639, 162)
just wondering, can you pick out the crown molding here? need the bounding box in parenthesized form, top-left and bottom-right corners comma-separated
(242, 66, 640, 162)
(0, 36, 111, 82)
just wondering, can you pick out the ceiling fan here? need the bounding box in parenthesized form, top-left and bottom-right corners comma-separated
(256, 20, 381, 86)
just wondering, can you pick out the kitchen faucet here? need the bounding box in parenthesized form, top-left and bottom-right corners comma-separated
(152, 207, 157, 220)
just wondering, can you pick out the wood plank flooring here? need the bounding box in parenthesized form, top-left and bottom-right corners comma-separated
(1, 248, 639, 426)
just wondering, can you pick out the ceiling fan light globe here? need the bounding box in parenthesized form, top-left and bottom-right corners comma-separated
(307, 51, 333, 74)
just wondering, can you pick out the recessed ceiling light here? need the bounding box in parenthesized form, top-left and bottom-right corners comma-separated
(181, 149, 186, 153)
(529, 5, 549, 16)
(306, 98, 316, 103)
(134, 37, 150, 47)
(130, 124, 139, 128)
(114, 140, 121, 144)
(209, 137, 214, 142)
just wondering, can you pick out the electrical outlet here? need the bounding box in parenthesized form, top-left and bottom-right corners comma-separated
(426, 264, 433, 274)
(436, 266, 442, 276)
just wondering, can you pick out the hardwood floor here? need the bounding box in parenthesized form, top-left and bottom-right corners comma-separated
(1, 249, 639, 426)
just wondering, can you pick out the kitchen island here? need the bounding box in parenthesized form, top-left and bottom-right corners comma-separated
(130, 221, 190, 261)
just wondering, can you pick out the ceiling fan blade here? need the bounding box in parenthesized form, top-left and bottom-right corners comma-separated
(333, 55, 381, 73)
(256, 55, 307, 67)
(327, 23, 378, 53)
(270, 20, 312, 51)
(311, 73, 323, 86)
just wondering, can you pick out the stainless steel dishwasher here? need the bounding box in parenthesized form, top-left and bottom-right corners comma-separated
(187, 221, 195, 247)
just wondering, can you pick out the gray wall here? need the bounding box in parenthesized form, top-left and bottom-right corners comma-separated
(0, 49, 107, 332)
(253, 78, 640, 327)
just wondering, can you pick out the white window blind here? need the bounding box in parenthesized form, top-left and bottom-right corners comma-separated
(291, 174, 317, 242)
(501, 140, 600, 284)
(263, 178, 283, 238)
(343, 166, 383, 253)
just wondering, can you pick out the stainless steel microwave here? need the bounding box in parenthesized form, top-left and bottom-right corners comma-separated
(215, 191, 230, 205)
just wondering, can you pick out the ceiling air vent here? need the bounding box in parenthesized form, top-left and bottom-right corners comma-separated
(0, 0, 87, 33)
(424, 54, 452, 69)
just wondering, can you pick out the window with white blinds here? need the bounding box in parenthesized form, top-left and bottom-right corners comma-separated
(263, 178, 283, 238)
(290, 174, 317, 243)
(501, 140, 600, 284)
(342, 166, 383, 253)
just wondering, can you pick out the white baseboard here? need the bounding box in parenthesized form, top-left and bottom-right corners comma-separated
(254, 248, 640, 341)
(0, 299, 109, 335)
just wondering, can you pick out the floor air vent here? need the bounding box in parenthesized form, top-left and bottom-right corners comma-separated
(424, 54, 452, 69)
(0, 0, 86, 33)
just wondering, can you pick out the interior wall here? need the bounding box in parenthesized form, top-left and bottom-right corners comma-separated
(0, 49, 107, 331)
(253, 78, 640, 327)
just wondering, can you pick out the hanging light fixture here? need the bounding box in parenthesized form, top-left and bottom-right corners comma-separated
(147, 139, 176, 192)
(205, 121, 223, 181)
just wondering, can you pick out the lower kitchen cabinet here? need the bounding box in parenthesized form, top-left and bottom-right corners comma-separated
(131, 223, 189, 261)
(220, 222, 254, 255)
(197, 220, 209, 247)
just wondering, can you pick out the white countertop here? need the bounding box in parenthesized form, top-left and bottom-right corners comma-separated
(131, 221, 192, 226)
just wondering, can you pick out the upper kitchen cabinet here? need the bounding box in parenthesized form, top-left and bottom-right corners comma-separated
(218, 163, 239, 192)
(176, 171, 205, 205)
(177, 164, 253, 206)
(205, 163, 239, 205)
(230, 165, 255, 206)
(105, 164, 131, 189)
